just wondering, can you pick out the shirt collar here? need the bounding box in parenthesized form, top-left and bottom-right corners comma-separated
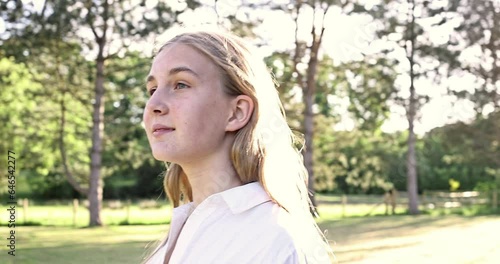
(219, 181, 272, 214)
(174, 181, 272, 215)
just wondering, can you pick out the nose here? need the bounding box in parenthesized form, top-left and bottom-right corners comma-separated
(145, 90, 168, 115)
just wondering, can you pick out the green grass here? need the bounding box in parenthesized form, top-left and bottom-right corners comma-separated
(315, 203, 407, 222)
(2, 197, 498, 263)
(3, 197, 495, 227)
(3, 192, 498, 228)
(421, 204, 500, 216)
(0, 225, 168, 264)
(2, 198, 402, 227)
(2, 214, 499, 263)
(1, 205, 172, 227)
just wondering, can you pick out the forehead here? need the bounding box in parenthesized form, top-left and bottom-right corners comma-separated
(150, 43, 218, 79)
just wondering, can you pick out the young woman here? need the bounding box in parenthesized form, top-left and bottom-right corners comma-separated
(142, 29, 333, 263)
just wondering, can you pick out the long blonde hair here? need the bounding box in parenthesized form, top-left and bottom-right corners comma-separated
(157, 29, 333, 259)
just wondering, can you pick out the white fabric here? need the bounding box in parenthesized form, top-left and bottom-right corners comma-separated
(145, 182, 331, 264)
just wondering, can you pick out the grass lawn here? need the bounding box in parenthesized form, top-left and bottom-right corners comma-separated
(1, 208, 499, 263)
(2, 199, 400, 227)
(0, 204, 172, 227)
(0, 225, 168, 264)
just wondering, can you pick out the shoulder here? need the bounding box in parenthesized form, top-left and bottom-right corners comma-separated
(242, 202, 333, 263)
(191, 182, 333, 263)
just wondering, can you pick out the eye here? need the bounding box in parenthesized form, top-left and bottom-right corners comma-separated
(174, 82, 189, 90)
(148, 87, 157, 96)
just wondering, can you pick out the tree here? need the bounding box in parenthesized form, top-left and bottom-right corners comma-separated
(368, 0, 461, 214)
(440, 0, 500, 202)
(263, 0, 399, 204)
(281, 0, 333, 212)
(81, 0, 200, 227)
(0, 32, 94, 199)
(2, 0, 200, 226)
(102, 51, 165, 199)
(406, 0, 420, 215)
(450, 0, 500, 113)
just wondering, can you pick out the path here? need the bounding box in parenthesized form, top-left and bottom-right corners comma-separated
(324, 215, 500, 263)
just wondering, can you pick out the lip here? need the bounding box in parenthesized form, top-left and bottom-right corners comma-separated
(152, 124, 175, 137)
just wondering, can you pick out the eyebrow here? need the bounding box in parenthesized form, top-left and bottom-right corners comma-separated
(146, 66, 200, 84)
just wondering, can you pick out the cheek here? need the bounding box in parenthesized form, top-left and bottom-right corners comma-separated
(203, 99, 224, 123)
(142, 110, 151, 129)
(185, 102, 221, 134)
(142, 109, 154, 139)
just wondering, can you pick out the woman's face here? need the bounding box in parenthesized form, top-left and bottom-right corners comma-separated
(143, 43, 234, 165)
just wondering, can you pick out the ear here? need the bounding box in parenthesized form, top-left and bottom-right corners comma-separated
(226, 95, 254, 132)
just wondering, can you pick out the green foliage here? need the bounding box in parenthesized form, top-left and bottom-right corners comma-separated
(1, 0, 498, 201)
(421, 111, 500, 191)
(313, 125, 405, 194)
(447, 0, 500, 114)
(0, 57, 42, 193)
(0, 46, 166, 200)
(341, 57, 398, 131)
(475, 181, 498, 193)
(0, 0, 200, 202)
(101, 51, 166, 199)
(4, 41, 93, 198)
(264, 51, 305, 130)
(266, 49, 400, 195)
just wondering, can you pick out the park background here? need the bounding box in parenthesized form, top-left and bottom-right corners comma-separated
(1, 0, 499, 263)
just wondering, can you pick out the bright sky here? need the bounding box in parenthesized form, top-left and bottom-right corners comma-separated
(4, 0, 484, 136)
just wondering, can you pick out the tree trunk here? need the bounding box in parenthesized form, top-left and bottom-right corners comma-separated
(304, 86, 317, 212)
(407, 106, 419, 214)
(88, 51, 105, 226)
(292, 2, 328, 216)
(407, 0, 420, 215)
(86, 0, 110, 227)
(304, 17, 327, 216)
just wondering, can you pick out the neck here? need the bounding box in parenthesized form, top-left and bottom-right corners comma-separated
(180, 142, 242, 207)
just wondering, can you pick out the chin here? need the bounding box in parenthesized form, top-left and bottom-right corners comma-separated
(152, 152, 171, 162)
(149, 143, 170, 161)
(152, 150, 184, 164)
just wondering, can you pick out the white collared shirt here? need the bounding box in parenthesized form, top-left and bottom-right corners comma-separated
(145, 182, 331, 264)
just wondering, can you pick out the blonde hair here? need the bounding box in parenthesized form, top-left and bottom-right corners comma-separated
(154, 29, 333, 260)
